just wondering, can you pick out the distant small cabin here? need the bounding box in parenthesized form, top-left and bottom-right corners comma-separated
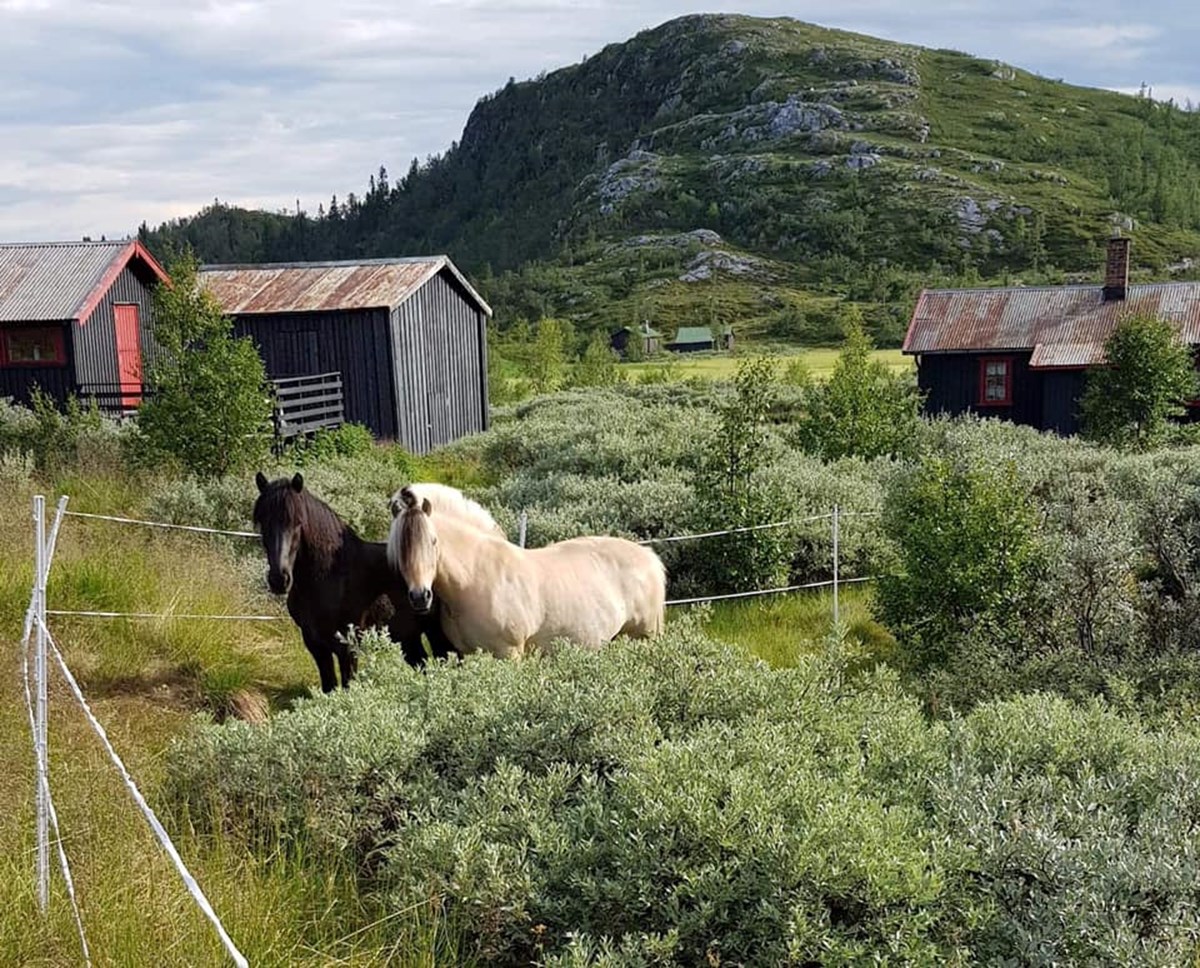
(667, 324, 734, 353)
(903, 236, 1200, 435)
(0, 240, 168, 412)
(610, 322, 661, 357)
(668, 326, 715, 353)
(201, 256, 491, 453)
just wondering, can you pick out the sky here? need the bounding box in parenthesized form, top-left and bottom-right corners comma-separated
(1, 0, 1197, 242)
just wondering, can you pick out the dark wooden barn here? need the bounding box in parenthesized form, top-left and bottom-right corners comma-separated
(200, 256, 491, 452)
(903, 237, 1200, 435)
(0, 240, 168, 411)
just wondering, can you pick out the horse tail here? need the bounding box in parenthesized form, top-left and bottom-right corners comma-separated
(641, 546, 668, 638)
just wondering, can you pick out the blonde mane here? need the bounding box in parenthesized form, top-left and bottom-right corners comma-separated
(388, 482, 504, 570)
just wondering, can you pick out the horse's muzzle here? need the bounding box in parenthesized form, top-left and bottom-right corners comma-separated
(409, 588, 433, 614)
(267, 569, 292, 595)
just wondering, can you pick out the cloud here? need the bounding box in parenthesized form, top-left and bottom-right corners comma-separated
(0, 0, 1197, 241)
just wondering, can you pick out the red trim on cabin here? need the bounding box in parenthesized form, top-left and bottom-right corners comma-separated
(74, 241, 170, 325)
(0, 324, 67, 367)
(977, 356, 1013, 407)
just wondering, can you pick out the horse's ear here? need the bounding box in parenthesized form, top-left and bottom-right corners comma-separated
(255, 471, 268, 494)
(421, 497, 433, 515)
(291, 473, 304, 493)
(400, 485, 418, 509)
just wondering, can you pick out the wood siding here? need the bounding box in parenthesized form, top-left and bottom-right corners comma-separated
(389, 271, 488, 454)
(918, 352, 1042, 427)
(0, 321, 75, 405)
(1040, 370, 1087, 435)
(233, 309, 398, 440)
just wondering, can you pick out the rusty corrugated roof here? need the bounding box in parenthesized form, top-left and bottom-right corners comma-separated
(199, 256, 492, 316)
(904, 283, 1200, 368)
(0, 241, 134, 322)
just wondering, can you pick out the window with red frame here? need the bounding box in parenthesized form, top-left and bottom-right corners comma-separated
(978, 357, 1012, 406)
(0, 326, 66, 366)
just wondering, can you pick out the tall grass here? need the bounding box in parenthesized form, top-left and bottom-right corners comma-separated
(704, 585, 895, 667)
(0, 475, 463, 966)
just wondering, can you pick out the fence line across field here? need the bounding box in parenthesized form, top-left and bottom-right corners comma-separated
(21, 496, 90, 965)
(48, 609, 283, 622)
(63, 510, 260, 540)
(24, 496, 250, 968)
(666, 575, 875, 608)
(40, 618, 249, 968)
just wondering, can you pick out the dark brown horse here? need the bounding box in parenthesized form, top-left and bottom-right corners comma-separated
(252, 472, 456, 692)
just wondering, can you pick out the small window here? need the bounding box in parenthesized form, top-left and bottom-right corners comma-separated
(978, 357, 1013, 407)
(1, 326, 66, 366)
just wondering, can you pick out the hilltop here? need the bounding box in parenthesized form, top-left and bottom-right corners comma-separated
(144, 14, 1200, 346)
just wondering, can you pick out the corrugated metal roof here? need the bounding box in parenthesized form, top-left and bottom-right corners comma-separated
(199, 256, 492, 316)
(673, 326, 715, 344)
(904, 282, 1200, 368)
(1030, 342, 1105, 368)
(0, 241, 133, 322)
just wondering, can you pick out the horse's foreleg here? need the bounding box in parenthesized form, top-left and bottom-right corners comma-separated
(301, 629, 338, 693)
(421, 610, 461, 663)
(314, 647, 338, 692)
(334, 640, 357, 689)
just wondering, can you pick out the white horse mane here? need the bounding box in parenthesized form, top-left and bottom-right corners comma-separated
(388, 482, 504, 537)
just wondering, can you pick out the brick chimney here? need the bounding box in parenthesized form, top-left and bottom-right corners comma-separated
(1103, 235, 1130, 301)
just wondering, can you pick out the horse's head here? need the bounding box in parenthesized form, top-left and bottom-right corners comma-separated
(390, 485, 437, 615)
(253, 471, 307, 595)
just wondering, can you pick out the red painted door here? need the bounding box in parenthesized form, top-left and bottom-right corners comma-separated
(113, 304, 143, 407)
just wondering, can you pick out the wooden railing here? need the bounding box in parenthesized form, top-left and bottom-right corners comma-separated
(271, 372, 345, 441)
(76, 384, 146, 417)
(79, 373, 346, 443)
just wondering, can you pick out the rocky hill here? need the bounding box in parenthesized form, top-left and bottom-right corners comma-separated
(144, 14, 1200, 346)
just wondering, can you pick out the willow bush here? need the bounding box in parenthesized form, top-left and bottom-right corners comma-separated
(165, 621, 1200, 967)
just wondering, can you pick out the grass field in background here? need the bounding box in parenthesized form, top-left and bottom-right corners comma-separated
(624, 347, 911, 381)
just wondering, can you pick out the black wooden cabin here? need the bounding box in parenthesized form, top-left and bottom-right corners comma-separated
(903, 237, 1200, 435)
(0, 241, 167, 411)
(201, 257, 491, 452)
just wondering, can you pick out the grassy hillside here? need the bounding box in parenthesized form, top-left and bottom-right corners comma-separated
(144, 14, 1200, 346)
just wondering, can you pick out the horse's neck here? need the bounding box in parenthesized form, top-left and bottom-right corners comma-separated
(435, 515, 496, 595)
(295, 508, 358, 576)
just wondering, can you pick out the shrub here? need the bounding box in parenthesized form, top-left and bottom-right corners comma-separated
(793, 320, 922, 460)
(1081, 313, 1198, 449)
(137, 252, 272, 477)
(688, 358, 793, 593)
(876, 455, 1046, 673)
(569, 333, 622, 388)
(285, 423, 376, 466)
(0, 390, 130, 475)
(165, 625, 1200, 966)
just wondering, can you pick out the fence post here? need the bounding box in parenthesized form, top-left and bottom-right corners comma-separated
(518, 510, 528, 548)
(831, 504, 840, 628)
(33, 494, 49, 913)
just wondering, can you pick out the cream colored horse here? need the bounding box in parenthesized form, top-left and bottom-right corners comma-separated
(388, 487, 666, 659)
(388, 482, 505, 537)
